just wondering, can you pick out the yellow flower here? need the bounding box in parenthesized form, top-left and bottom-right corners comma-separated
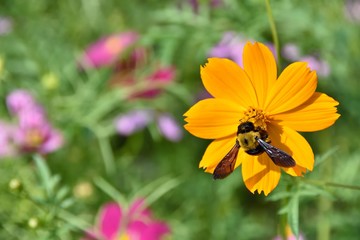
(184, 42, 340, 196)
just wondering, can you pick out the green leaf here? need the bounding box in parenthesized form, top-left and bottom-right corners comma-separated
(33, 155, 52, 197)
(267, 191, 292, 201)
(93, 177, 128, 207)
(278, 203, 289, 215)
(144, 178, 181, 207)
(315, 147, 339, 167)
(288, 194, 299, 238)
(55, 186, 70, 202)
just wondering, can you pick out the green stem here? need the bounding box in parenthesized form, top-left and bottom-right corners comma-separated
(98, 136, 116, 176)
(265, 0, 281, 69)
(304, 179, 360, 191)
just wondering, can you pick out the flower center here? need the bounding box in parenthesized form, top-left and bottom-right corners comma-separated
(240, 107, 269, 131)
(105, 36, 123, 55)
(25, 129, 44, 148)
(118, 232, 131, 240)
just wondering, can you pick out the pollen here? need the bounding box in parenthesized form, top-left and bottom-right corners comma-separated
(240, 107, 269, 130)
(25, 129, 44, 148)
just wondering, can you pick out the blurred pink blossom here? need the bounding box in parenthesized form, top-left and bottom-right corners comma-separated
(208, 32, 246, 66)
(131, 66, 176, 99)
(110, 65, 176, 100)
(299, 55, 330, 77)
(345, 0, 360, 22)
(6, 89, 38, 116)
(78, 31, 139, 69)
(115, 110, 153, 136)
(273, 224, 305, 240)
(281, 43, 301, 61)
(0, 16, 12, 35)
(13, 108, 63, 154)
(187, 0, 223, 13)
(115, 110, 183, 142)
(209, 32, 276, 67)
(1, 89, 64, 156)
(282, 43, 330, 77)
(82, 199, 170, 240)
(0, 121, 16, 157)
(157, 114, 183, 142)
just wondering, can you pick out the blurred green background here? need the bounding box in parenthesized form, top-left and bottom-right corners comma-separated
(0, 0, 360, 239)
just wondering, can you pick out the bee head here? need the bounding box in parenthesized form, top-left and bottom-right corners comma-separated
(238, 122, 255, 134)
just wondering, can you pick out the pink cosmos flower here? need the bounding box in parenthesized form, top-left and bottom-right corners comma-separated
(130, 66, 176, 99)
(299, 55, 330, 77)
(345, 0, 360, 22)
(157, 114, 183, 142)
(6, 89, 38, 116)
(209, 32, 276, 67)
(78, 31, 139, 69)
(110, 65, 176, 100)
(13, 108, 63, 154)
(208, 32, 246, 67)
(0, 121, 16, 157)
(282, 43, 330, 77)
(0, 16, 12, 35)
(115, 110, 154, 136)
(281, 43, 301, 61)
(82, 199, 170, 240)
(4, 89, 64, 155)
(187, 0, 223, 13)
(115, 110, 183, 142)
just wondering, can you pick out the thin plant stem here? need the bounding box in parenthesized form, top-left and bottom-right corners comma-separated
(303, 179, 360, 191)
(265, 0, 281, 69)
(98, 136, 116, 176)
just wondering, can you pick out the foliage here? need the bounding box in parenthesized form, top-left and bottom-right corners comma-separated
(1, 0, 360, 239)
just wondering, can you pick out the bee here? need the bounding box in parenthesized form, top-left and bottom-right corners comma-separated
(213, 121, 296, 179)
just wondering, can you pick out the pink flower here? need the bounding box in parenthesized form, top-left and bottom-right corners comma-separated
(157, 114, 183, 142)
(6, 89, 38, 116)
(209, 32, 276, 67)
(130, 66, 176, 99)
(1, 89, 64, 156)
(299, 55, 330, 77)
(13, 109, 63, 154)
(281, 43, 301, 61)
(0, 16, 12, 35)
(110, 65, 176, 100)
(79, 31, 139, 69)
(345, 0, 360, 22)
(208, 32, 246, 66)
(0, 121, 16, 157)
(187, 0, 223, 13)
(115, 110, 183, 142)
(273, 225, 305, 240)
(83, 199, 170, 240)
(115, 110, 153, 136)
(282, 43, 330, 77)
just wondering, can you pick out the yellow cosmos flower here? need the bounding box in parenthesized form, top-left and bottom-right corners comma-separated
(184, 42, 340, 196)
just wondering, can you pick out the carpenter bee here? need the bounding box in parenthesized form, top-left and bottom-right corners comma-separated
(213, 122, 296, 179)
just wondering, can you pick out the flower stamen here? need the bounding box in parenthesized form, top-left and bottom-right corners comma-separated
(240, 107, 269, 131)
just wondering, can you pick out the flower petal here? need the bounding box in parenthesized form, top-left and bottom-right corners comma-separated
(98, 202, 122, 239)
(243, 42, 278, 108)
(139, 221, 171, 240)
(241, 153, 281, 196)
(128, 198, 152, 219)
(184, 98, 245, 139)
(200, 58, 258, 107)
(265, 62, 317, 115)
(267, 123, 314, 176)
(199, 135, 241, 173)
(271, 92, 340, 132)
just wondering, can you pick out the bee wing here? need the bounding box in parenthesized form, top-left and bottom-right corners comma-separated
(257, 138, 296, 168)
(213, 141, 240, 180)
